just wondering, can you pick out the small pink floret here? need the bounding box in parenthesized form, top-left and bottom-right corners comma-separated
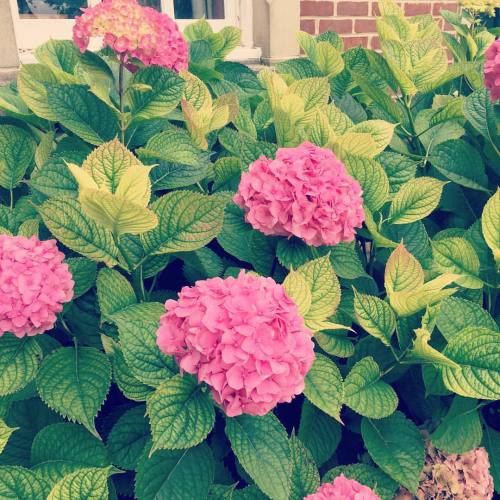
(156, 271, 315, 417)
(0, 235, 74, 338)
(234, 142, 365, 247)
(484, 39, 500, 102)
(305, 474, 380, 500)
(73, 0, 188, 71)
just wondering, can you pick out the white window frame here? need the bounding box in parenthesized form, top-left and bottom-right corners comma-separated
(10, 0, 260, 61)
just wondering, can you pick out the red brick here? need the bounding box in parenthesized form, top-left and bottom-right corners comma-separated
(300, 1, 334, 16)
(354, 19, 377, 33)
(433, 2, 459, 15)
(371, 2, 402, 16)
(343, 36, 368, 49)
(319, 19, 353, 34)
(300, 19, 316, 34)
(443, 21, 454, 31)
(370, 35, 381, 50)
(404, 2, 432, 15)
(337, 1, 369, 16)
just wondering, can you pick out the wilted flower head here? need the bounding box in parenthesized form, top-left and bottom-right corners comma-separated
(460, 0, 496, 16)
(73, 0, 188, 71)
(484, 38, 500, 102)
(305, 474, 380, 500)
(234, 142, 364, 247)
(156, 271, 315, 417)
(0, 235, 74, 337)
(395, 441, 494, 500)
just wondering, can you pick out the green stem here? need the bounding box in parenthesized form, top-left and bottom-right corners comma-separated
(118, 59, 126, 144)
(9, 189, 13, 210)
(403, 95, 425, 157)
(132, 266, 146, 302)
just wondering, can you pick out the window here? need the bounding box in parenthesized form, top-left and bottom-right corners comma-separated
(10, 0, 259, 61)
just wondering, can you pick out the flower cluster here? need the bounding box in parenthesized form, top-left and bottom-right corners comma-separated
(73, 0, 188, 71)
(396, 441, 494, 499)
(156, 271, 315, 417)
(460, 0, 496, 16)
(234, 142, 365, 247)
(484, 38, 500, 102)
(0, 235, 74, 337)
(305, 474, 380, 500)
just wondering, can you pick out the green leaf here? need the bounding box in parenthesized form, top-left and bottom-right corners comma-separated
(353, 290, 395, 346)
(35, 39, 79, 79)
(46, 84, 119, 145)
(304, 353, 343, 422)
(323, 464, 398, 500)
(385, 243, 424, 294)
(348, 120, 395, 156)
(147, 375, 215, 451)
(47, 466, 113, 500)
(429, 96, 465, 126)
(142, 191, 229, 255)
(0, 466, 50, 499)
(431, 397, 482, 454)
(343, 155, 389, 211)
(17, 64, 58, 121)
(377, 152, 417, 194)
(0, 335, 42, 396)
(0, 125, 36, 190)
(484, 425, 500, 494)
(66, 257, 97, 299)
(38, 197, 120, 267)
(283, 271, 312, 317)
(315, 42, 345, 78)
(129, 66, 184, 122)
(218, 128, 277, 165)
(289, 434, 320, 500)
(0, 420, 17, 455)
(482, 189, 500, 267)
(111, 302, 177, 387)
(344, 357, 398, 419)
(463, 89, 500, 152)
(29, 154, 79, 199)
(432, 237, 482, 289)
(36, 346, 111, 437)
(407, 328, 459, 369)
(31, 422, 109, 473)
(225, 413, 291, 500)
(430, 139, 488, 191)
(436, 297, 498, 342)
(106, 405, 149, 470)
(440, 326, 500, 400)
(361, 411, 424, 494)
(298, 256, 341, 321)
(388, 177, 445, 224)
(329, 242, 367, 280)
(298, 400, 341, 467)
(151, 158, 210, 191)
(96, 268, 136, 318)
(135, 443, 214, 500)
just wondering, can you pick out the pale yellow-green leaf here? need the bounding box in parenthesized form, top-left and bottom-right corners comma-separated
(432, 237, 483, 289)
(180, 70, 212, 112)
(210, 93, 239, 130)
(79, 189, 158, 236)
(363, 208, 398, 249)
(275, 94, 306, 147)
(296, 31, 317, 60)
(67, 163, 100, 191)
(406, 328, 459, 368)
(307, 111, 335, 148)
(0, 419, 18, 454)
(377, 0, 405, 17)
(412, 48, 448, 91)
(389, 273, 459, 317)
(306, 319, 353, 333)
(348, 120, 396, 157)
(259, 69, 290, 110)
(325, 104, 354, 135)
(290, 77, 330, 111)
(334, 132, 380, 159)
(298, 255, 341, 321)
(314, 42, 344, 78)
(283, 270, 312, 317)
(385, 243, 424, 294)
(82, 139, 143, 193)
(388, 177, 446, 224)
(35, 130, 55, 169)
(481, 189, 500, 267)
(114, 165, 153, 208)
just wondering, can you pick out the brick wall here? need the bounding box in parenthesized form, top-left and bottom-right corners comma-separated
(300, 0, 459, 50)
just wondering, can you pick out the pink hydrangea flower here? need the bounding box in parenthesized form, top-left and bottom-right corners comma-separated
(395, 441, 494, 500)
(234, 142, 365, 247)
(305, 474, 380, 500)
(0, 235, 74, 338)
(73, 0, 188, 71)
(484, 38, 500, 102)
(156, 271, 315, 417)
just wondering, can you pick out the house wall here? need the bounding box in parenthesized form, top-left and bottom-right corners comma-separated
(299, 0, 459, 50)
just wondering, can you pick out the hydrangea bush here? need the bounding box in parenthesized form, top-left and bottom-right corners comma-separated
(0, 0, 498, 498)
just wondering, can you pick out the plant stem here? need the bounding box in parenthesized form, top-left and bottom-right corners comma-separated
(9, 189, 13, 209)
(118, 59, 125, 144)
(132, 266, 146, 302)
